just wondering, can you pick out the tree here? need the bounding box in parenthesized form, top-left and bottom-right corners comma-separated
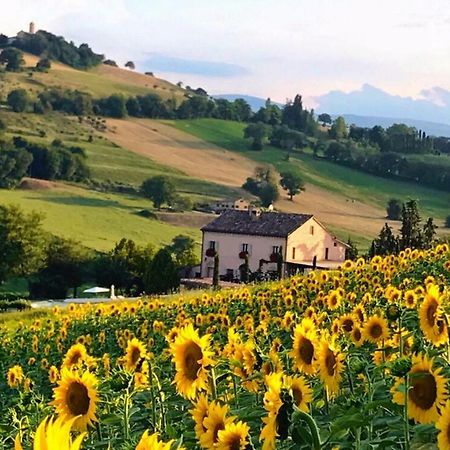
(329, 116, 348, 139)
(371, 223, 399, 256)
(386, 199, 402, 220)
(239, 254, 250, 283)
(29, 237, 90, 299)
(259, 181, 279, 207)
(244, 122, 270, 150)
(0, 34, 8, 48)
(400, 199, 422, 250)
(0, 48, 25, 71)
(318, 113, 332, 126)
(36, 57, 51, 72)
(167, 235, 198, 267)
(280, 171, 305, 200)
(143, 248, 179, 294)
(7, 89, 30, 112)
(141, 176, 176, 209)
(0, 205, 46, 283)
(345, 238, 358, 260)
(0, 148, 33, 188)
(422, 217, 437, 249)
(125, 61, 135, 70)
(103, 59, 118, 67)
(446, 215, 450, 228)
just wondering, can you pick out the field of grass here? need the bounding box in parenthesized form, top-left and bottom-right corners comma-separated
(169, 119, 450, 220)
(0, 185, 201, 251)
(1, 112, 239, 199)
(0, 53, 185, 100)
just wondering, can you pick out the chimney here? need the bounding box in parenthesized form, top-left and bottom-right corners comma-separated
(248, 207, 261, 220)
(29, 22, 35, 34)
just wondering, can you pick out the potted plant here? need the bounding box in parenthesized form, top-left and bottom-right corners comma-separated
(270, 252, 279, 263)
(239, 250, 248, 259)
(205, 248, 216, 257)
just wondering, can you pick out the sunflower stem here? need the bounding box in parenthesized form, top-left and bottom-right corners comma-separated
(149, 362, 157, 430)
(404, 374, 410, 450)
(210, 367, 217, 400)
(292, 408, 322, 450)
(398, 317, 403, 357)
(123, 387, 131, 440)
(232, 373, 239, 408)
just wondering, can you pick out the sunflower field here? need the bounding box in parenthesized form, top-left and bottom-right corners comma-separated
(2, 245, 450, 449)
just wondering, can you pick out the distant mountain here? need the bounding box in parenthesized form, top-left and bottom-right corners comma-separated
(336, 114, 450, 137)
(213, 94, 283, 111)
(315, 84, 450, 128)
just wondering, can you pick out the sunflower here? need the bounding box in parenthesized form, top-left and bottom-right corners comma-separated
(327, 290, 342, 310)
(200, 401, 234, 449)
(404, 290, 418, 309)
(290, 319, 317, 375)
(437, 402, 450, 450)
(7, 365, 24, 388)
(260, 373, 283, 450)
(363, 315, 389, 344)
(419, 284, 448, 347)
(340, 314, 356, 333)
(135, 431, 174, 450)
(48, 365, 59, 384)
(190, 393, 210, 442)
(287, 375, 313, 412)
(15, 416, 86, 450)
(351, 326, 364, 347)
(170, 324, 215, 399)
(51, 367, 98, 431)
(391, 354, 447, 424)
(62, 344, 88, 369)
(217, 421, 250, 450)
(317, 339, 345, 396)
(124, 338, 147, 372)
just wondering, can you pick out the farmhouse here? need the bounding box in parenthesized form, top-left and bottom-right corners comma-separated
(209, 198, 250, 214)
(200, 209, 348, 280)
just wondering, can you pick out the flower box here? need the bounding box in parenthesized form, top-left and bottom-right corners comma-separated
(270, 252, 279, 263)
(239, 251, 248, 259)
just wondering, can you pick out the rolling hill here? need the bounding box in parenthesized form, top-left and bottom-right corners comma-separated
(1, 47, 449, 254)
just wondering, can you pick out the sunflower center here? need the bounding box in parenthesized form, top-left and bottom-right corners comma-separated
(353, 329, 362, 341)
(325, 349, 336, 376)
(409, 372, 437, 410)
(342, 319, 354, 332)
(184, 342, 203, 380)
(426, 300, 438, 326)
(66, 381, 90, 415)
(229, 435, 241, 450)
(292, 387, 303, 405)
(69, 351, 82, 365)
(213, 423, 225, 443)
(298, 338, 314, 365)
(131, 347, 141, 365)
(370, 324, 382, 339)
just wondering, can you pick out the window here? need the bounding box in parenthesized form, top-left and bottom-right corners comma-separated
(209, 241, 216, 250)
(325, 248, 329, 260)
(310, 226, 315, 235)
(292, 247, 296, 259)
(272, 245, 282, 254)
(334, 242, 337, 247)
(241, 243, 249, 252)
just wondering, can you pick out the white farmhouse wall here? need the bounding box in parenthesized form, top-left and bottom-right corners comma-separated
(286, 218, 346, 263)
(201, 231, 285, 277)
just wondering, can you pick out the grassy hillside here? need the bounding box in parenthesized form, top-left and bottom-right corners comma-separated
(0, 53, 185, 100)
(0, 183, 202, 251)
(168, 119, 449, 220)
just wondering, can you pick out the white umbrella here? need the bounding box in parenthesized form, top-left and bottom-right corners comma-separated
(83, 287, 110, 294)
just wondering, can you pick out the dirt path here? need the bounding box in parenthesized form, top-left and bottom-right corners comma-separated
(105, 119, 257, 187)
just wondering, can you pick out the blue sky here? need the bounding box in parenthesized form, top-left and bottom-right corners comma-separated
(3, 0, 450, 106)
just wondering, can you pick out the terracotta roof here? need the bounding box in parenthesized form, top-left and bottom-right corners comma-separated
(201, 210, 313, 237)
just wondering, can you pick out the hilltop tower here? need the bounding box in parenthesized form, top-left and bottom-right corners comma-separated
(29, 22, 35, 34)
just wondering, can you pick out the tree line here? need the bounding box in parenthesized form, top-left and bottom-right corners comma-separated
(0, 204, 199, 300)
(0, 137, 89, 188)
(0, 29, 103, 69)
(370, 199, 438, 256)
